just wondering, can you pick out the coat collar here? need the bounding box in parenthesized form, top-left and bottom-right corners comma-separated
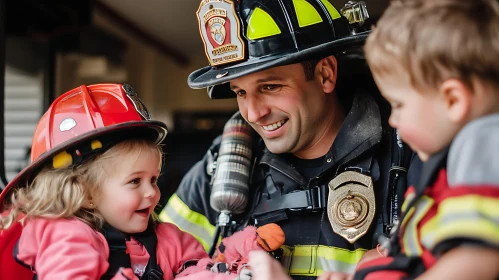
(414, 147, 449, 195)
(330, 92, 383, 166)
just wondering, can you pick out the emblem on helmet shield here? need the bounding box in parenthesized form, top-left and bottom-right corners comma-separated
(197, 0, 245, 66)
(210, 18, 226, 45)
(122, 83, 151, 120)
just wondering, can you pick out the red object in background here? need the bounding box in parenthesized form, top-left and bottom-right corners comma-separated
(0, 213, 34, 280)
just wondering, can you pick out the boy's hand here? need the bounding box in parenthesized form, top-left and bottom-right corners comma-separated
(317, 271, 353, 280)
(247, 251, 291, 280)
(418, 246, 499, 280)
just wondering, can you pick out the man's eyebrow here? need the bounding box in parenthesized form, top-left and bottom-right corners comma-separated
(230, 84, 239, 91)
(230, 75, 285, 91)
(255, 75, 285, 83)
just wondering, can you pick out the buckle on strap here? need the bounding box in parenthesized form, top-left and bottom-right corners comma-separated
(145, 269, 163, 280)
(309, 185, 327, 210)
(253, 185, 328, 215)
(290, 185, 327, 211)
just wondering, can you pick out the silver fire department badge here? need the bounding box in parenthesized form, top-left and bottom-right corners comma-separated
(197, 0, 245, 66)
(327, 171, 376, 243)
(122, 83, 151, 120)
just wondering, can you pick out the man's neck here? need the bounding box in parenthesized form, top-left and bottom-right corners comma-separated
(293, 97, 346, 159)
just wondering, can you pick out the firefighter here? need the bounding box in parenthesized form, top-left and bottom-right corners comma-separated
(159, 1, 422, 279)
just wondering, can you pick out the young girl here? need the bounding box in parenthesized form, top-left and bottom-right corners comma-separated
(0, 84, 213, 279)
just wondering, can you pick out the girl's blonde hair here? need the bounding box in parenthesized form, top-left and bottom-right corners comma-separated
(1, 138, 163, 230)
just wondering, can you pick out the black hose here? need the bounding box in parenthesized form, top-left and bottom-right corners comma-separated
(208, 225, 222, 258)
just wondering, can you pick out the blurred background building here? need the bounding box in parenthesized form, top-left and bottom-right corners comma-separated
(0, 0, 389, 205)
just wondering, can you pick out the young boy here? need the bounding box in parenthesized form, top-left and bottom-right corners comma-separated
(355, 0, 499, 279)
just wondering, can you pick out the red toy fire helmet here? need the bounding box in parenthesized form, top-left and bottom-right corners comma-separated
(0, 83, 168, 202)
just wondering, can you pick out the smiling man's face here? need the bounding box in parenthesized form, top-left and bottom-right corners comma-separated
(230, 62, 334, 156)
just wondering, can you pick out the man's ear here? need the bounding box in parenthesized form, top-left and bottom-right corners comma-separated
(316, 55, 337, 95)
(440, 79, 472, 124)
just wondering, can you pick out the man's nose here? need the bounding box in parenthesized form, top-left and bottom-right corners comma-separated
(246, 94, 269, 123)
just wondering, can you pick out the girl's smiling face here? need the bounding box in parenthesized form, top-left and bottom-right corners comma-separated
(95, 143, 161, 233)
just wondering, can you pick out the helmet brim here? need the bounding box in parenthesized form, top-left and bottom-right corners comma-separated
(0, 121, 167, 203)
(188, 31, 369, 99)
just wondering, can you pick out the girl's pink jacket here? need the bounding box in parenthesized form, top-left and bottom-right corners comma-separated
(16, 218, 209, 280)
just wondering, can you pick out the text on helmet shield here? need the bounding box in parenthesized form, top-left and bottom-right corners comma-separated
(197, 0, 245, 66)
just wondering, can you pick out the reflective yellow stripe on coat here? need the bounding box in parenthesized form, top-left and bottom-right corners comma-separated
(421, 194, 499, 249)
(401, 195, 434, 256)
(159, 194, 216, 251)
(280, 245, 366, 276)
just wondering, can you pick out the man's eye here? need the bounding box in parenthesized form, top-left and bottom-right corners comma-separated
(235, 90, 246, 97)
(262, 84, 281, 91)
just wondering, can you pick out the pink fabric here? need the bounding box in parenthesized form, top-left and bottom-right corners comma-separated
(154, 223, 209, 279)
(16, 219, 209, 280)
(176, 225, 268, 280)
(17, 218, 110, 279)
(211, 226, 264, 275)
(126, 238, 149, 276)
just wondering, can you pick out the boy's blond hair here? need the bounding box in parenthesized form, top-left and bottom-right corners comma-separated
(1, 138, 163, 230)
(365, 0, 499, 91)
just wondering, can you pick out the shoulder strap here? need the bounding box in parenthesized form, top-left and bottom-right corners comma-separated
(259, 152, 307, 187)
(133, 224, 163, 280)
(101, 223, 163, 280)
(253, 151, 375, 224)
(101, 224, 131, 280)
(385, 129, 413, 233)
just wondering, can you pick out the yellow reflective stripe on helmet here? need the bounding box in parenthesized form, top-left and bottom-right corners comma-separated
(280, 245, 366, 276)
(320, 0, 341, 20)
(159, 194, 216, 251)
(421, 195, 499, 249)
(293, 0, 323, 27)
(247, 7, 281, 40)
(402, 196, 433, 256)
